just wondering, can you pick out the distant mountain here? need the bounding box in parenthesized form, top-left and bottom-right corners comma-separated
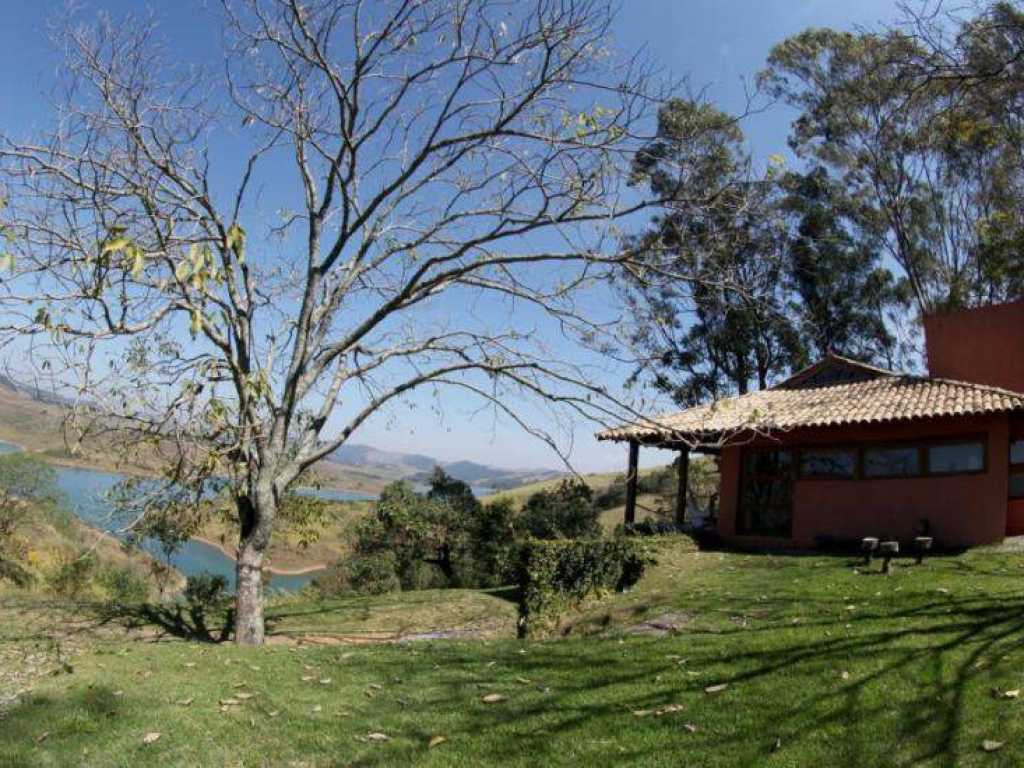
(327, 443, 562, 490)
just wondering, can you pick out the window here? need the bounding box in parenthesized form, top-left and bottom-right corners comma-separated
(863, 446, 920, 478)
(928, 441, 984, 475)
(1011, 435, 1024, 499)
(1011, 473, 1024, 499)
(738, 450, 793, 536)
(799, 448, 856, 479)
(1012, 439, 1024, 465)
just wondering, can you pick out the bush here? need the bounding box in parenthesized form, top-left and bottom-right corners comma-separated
(314, 552, 401, 597)
(516, 538, 654, 638)
(183, 572, 230, 608)
(519, 479, 600, 540)
(48, 551, 97, 598)
(97, 564, 150, 604)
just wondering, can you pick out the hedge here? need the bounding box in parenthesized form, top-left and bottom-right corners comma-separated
(516, 538, 654, 638)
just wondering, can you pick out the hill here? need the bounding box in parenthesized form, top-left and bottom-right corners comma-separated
(329, 443, 564, 490)
(0, 377, 562, 495)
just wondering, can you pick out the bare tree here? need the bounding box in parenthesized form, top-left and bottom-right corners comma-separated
(0, 0, 668, 644)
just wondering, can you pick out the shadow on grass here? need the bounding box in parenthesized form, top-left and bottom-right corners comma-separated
(95, 601, 234, 643)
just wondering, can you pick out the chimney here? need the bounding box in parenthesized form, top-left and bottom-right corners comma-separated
(923, 299, 1024, 393)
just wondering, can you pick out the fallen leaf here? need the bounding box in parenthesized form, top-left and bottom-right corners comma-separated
(175, 697, 194, 707)
(772, 736, 782, 752)
(428, 735, 447, 749)
(35, 732, 50, 745)
(268, 710, 280, 718)
(632, 709, 653, 718)
(704, 683, 729, 694)
(366, 732, 390, 743)
(142, 732, 162, 745)
(655, 704, 685, 717)
(184, 663, 196, 669)
(982, 740, 1004, 752)
(515, 677, 532, 685)
(301, 676, 315, 682)
(219, 698, 241, 706)
(235, 693, 255, 701)
(840, 671, 850, 681)
(311, 705, 322, 713)
(112, 690, 124, 697)
(481, 693, 507, 704)
(683, 723, 698, 734)
(319, 679, 332, 685)
(1003, 689, 1020, 699)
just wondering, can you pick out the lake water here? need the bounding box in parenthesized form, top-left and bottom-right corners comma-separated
(0, 441, 373, 592)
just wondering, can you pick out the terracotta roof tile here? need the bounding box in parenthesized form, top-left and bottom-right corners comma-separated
(597, 370, 1024, 444)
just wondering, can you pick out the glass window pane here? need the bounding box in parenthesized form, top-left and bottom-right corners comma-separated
(1011, 440, 1024, 465)
(739, 450, 793, 536)
(1012, 473, 1024, 499)
(929, 442, 984, 474)
(864, 446, 920, 478)
(800, 448, 856, 479)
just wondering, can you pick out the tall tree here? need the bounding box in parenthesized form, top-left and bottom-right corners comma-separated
(760, 14, 1024, 314)
(779, 166, 903, 366)
(623, 99, 802, 406)
(0, 1, 664, 644)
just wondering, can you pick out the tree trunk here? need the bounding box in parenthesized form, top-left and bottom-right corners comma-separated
(235, 538, 265, 646)
(234, 489, 275, 646)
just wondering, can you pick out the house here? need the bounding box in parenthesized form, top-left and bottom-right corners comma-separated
(597, 300, 1024, 549)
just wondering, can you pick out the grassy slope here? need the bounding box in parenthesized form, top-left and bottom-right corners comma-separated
(5, 541, 1024, 765)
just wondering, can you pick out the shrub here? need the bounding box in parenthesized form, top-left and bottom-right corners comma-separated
(519, 479, 600, 540)
(351, 473, 518, 590)
(96, 564, 150, 604)
(183, 572, 230, 608)
(314, 552, 401, 597)
(516, 538, 654, 638)
(0, 454, 58, 546)
(48, 551, 97, 598)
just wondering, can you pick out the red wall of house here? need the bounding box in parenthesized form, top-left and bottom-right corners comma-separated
(924, 299, 1024, 393)
(717, 414, 1010, 548)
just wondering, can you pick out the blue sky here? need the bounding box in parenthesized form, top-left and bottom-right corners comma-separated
(0, 0, 902, 473)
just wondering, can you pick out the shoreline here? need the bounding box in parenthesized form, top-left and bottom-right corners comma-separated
(191, 535, 329, 576)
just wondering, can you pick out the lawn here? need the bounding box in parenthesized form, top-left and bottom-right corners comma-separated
(4, 540, 1024, 766)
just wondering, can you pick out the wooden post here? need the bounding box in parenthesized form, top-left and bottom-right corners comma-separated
(675, 450, 689, 528)
(624, 440, 639, 526)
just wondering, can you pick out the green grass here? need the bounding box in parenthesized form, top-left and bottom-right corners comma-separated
(4, 541, 1024, 766)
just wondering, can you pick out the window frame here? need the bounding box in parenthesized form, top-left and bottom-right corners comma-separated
(1009, 434, 1024, 499)
(794, 434, 988, 482)
(797, 445, 859, 481)
(737, 447, 795, 538)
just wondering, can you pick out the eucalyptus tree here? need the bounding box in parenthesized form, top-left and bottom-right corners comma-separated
(761, 7, 1024, 314)
(622, 98, 802, 406)
(0, 0, 666, 644)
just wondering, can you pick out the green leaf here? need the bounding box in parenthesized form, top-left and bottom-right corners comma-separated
(126, 245, 144, 277)
(189, 308, 202, 338)
(0, 253, 14, 273)
(226, 224, 246, 263)
(101, 236, 132, 256)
